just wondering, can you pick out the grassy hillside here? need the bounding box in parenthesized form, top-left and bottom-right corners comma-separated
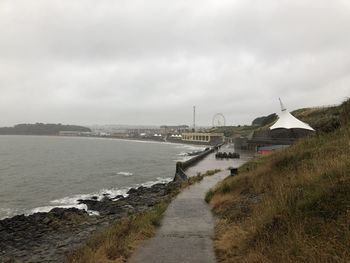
(292, 106, 341, 133)
(256, 105, 342, 133)
(211, 103, 342, 139)
(206, 99, 350, 262)
(0, 123, 91, 135)
(210, 125, 257, 138)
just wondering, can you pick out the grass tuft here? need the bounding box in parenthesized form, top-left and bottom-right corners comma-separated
(65, 201, 169, 263)
(208, 99, 350, 263)
(66, 168, 221, 263)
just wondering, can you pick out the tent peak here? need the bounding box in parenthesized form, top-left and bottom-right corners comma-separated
(279, 98, 287, 112)
(270, 100, 315, 131)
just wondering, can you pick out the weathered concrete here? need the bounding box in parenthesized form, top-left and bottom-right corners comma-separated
(185, 146, 252, 178)
(128, 150, 252, 263)
(128, 172, 228, 263)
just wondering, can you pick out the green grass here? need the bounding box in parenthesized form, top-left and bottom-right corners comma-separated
(257, 104, 342, 133)
(207, 99, 350, 262)
(210, 100, 345, 140)
(65, 202, 169, 263)
(66, 169, 221, 263)
(205, 189, 215, 203)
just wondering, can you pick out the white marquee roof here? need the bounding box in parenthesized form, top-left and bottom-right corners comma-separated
(270, 99, 315, 131)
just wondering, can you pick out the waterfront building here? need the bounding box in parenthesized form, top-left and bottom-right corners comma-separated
(247, 99, 315, 151)
(181, 132, 224, 145)
(59, 131, 82, 136)
(270, 99, 315, 131)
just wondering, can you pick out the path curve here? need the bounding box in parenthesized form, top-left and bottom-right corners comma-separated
(128, 170, 228, 263)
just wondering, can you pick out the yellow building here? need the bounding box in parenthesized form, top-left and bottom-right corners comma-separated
(181, 132, 224, 145)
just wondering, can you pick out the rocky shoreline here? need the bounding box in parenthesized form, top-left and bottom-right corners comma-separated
(0, 181, 181, 263)
(0, 144, 216, 263)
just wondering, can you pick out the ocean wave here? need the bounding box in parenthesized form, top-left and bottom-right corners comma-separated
(174, 153, 194, 161)
(173, 158, 191, 162)
(139, 177, 172, 187)
(0, 208, 19, 220)
(175, 144, 206, 151)
(28, 204, 100, 216)
(117, 171, 133, 176)
(29, 204, 88, 214)
(50, 188, 130, 205)
(7, 177, 173, 220)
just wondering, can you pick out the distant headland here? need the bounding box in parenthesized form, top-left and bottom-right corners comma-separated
(0, 123, 91, 136)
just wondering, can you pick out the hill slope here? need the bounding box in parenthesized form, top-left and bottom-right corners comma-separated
(256, 105, 341, 133)
(212, 104, 342, 139)
(206, 99, 350, 262)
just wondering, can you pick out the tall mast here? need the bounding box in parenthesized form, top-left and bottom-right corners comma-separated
(193, 105, 196, 131)
(279, 98, 287, 112)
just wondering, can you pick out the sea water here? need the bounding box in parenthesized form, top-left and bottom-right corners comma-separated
(0, 135, 204, 219)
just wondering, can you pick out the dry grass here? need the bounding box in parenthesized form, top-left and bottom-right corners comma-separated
(66, 169, 221, 263)
(208, 99, 350, 263)
(65, 201, 169, 263)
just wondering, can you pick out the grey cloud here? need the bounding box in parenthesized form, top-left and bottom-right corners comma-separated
(0, 0, 349, 126)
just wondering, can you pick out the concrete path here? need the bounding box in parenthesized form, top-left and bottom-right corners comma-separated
(128, 149, 252, 263)
(128, 170, 228, 263)
(185, 146, 252, 178)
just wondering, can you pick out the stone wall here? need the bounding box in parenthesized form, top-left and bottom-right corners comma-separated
(173, 143, 223, 182)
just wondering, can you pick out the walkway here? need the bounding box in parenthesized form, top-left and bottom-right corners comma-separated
(128, 149, 252, 263)
(128, 169, 228, 263)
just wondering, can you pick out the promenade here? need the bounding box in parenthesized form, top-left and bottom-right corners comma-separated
(128, 148, 251, 263)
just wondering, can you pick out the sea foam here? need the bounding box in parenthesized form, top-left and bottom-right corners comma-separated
(117, 171, 133, 176)
(27, 177, 172, 217)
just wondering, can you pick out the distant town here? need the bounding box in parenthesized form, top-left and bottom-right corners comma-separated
(61, 124, 226, 146)
(0, 102, 337, 152)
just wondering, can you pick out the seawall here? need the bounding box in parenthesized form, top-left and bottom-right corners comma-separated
(174, 143, 224, 181)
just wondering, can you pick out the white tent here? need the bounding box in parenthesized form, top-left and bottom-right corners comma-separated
(270, 99, 315, 131)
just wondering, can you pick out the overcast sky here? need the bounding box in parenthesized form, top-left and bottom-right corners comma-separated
(0, 0, 349, 127)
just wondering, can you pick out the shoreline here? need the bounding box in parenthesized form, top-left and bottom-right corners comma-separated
(0, 178, 183, 262)
(0, 133, 214, 147)
(0, 136, 209, 221)
(0, 176, 174, 221)
(0, 145, 219, 262)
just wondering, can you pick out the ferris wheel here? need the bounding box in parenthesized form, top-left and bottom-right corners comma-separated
(212, 113, 226, 127)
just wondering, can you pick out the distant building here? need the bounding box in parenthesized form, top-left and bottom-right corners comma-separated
(160, 125, 189, 134)
(247, 99, 315, 151)
(181, 132, 224, 145)
(59, 131, 82, 136)
(59, 131, 93, 136)
(111, 132, 129, 138)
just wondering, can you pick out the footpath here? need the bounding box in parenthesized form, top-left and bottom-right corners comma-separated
(128, 150, 251, 263)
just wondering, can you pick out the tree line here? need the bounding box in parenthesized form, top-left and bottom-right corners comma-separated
(0, 123, 91, 135)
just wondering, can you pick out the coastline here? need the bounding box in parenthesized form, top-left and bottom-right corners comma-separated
(0, 181, 182, 263)
(0, 135, 209, 221)
(0, 144, 218, 263)
(0, 133, 212, 147)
